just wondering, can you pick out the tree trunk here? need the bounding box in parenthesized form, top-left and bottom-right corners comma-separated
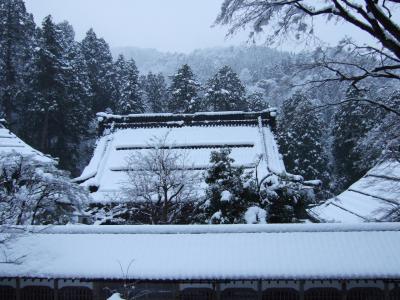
(162, 186, 169, 224)
(40, 109, 49, 151)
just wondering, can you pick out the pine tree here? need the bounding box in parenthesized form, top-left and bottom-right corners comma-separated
(140, 72, 168, 113)
(168, 64, 201, 113)
(277, 92, 330, 185)
(81, 28, 116, 113)
(205, 66, 247, 111)
(266, 187, 297, 223)
(332, 88, 376, 190)
(0, 0, 36, 124)
(114, 57, 144, 114)
(22, 18, 92, 174)
(27, 15, 65, 154)
(246, 92, 269, 111)
(55, 21, 93, 173)
(205, 149, 259, 224)
(113, 54, 127, 106)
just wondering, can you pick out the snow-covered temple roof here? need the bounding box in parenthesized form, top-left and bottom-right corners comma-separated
(0, 120, 53, 163)
(308, 160, 400, 223)
(1, 223, 400, 280)
(76, 110, 286, 203)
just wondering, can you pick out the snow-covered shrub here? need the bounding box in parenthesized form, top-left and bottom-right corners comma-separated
(244, 206, 267, 224)
(108, 293, 125, 300)
(204, 148, 261, 224)
(260, 173, 315, 223)
(0, 152, 88, 225)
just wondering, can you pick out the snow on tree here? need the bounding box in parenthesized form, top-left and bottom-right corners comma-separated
(0, 0, 36, 123)
(140, 72, 168, 113)
(113, 55, 127, 106)
(21, 17, 92, 174)
(205, 66, 247, 111)
(107, 293, 125, 300)
(332, 88, 378, 191)
(81, 28, 116, 113)
(54, 21, 93, 173)
(260, 173, 314, 223)
(204, 148, 260, 224)
(244, 206, 267, 224)
(216, 0, 400, 86)
(277, 92, 330, 187)
(0, 152, 88, 225)
(103, 134, 203, 225)
(246, 92, 269, 112)
(357, 90, 400, 168)
(114, 55, 144, 114)
(27, 15, 65, 153)
(168, 64, 201, 113)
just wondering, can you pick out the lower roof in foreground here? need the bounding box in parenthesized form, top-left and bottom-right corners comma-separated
(1, 223, 400, 281)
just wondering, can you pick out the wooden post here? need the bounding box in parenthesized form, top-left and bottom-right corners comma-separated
(54, 279, 59, 300)
(341, 281, 347, 300)
(299, 281, 305, 300)
(257, 280, 262, 300)
(215, 282, 221, 300)
(384, 281, 390, 300)
(16, 278, 21, 300)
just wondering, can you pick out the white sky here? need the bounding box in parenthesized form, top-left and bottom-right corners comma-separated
(24, 0, 374, 53)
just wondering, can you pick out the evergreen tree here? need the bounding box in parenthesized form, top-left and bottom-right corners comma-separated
(332, 88, 376, 190)
(168, 64, 201, 113)
(261, 174, 310, 223)
(357, 90, 400, 167)
(266, 190, 296, 223)
(54, 21, 93, 173)
(205, 66, 247, 111)
(23, 18, 92, 174)
(246, 92, 269, 111)
(0, 0, 36, 123)
(205, 149, 259, 224)
(141, 72, 168, 113)
(28, 15, 65, 153)
(81, 28, 116, 113)
(277, 92, 330, 185)
(113, 54, 127, 106)
(114, 56, 144, 114)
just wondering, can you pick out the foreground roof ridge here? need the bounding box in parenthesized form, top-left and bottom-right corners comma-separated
(6, 222, 400, 235)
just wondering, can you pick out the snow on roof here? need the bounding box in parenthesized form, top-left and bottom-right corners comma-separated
(308, 160, 400, 223)
(1, 223, 400, 280)
(77, 111, 286, 203)
(0, 122, 53, 163)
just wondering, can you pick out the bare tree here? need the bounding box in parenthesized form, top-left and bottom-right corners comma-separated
(0, 152, 88, 226)
(216, 0, 400, 86)
(121, 134, 203, 224)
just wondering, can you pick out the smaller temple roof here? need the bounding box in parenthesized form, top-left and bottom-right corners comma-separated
(1, 223, 400, 281)
(0, 120, 53, 163)
(308, 160, 400, 223)
(77, 110, 285, 203)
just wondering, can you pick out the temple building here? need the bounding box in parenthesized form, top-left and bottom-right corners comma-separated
(0, 119, 53, 163)
(308, 160, 400, 222)
(75, 110, 286, 203)
(0, 223, 399, 300)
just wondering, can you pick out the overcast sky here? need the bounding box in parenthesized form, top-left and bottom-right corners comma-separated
(24, 0, 374, 54)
